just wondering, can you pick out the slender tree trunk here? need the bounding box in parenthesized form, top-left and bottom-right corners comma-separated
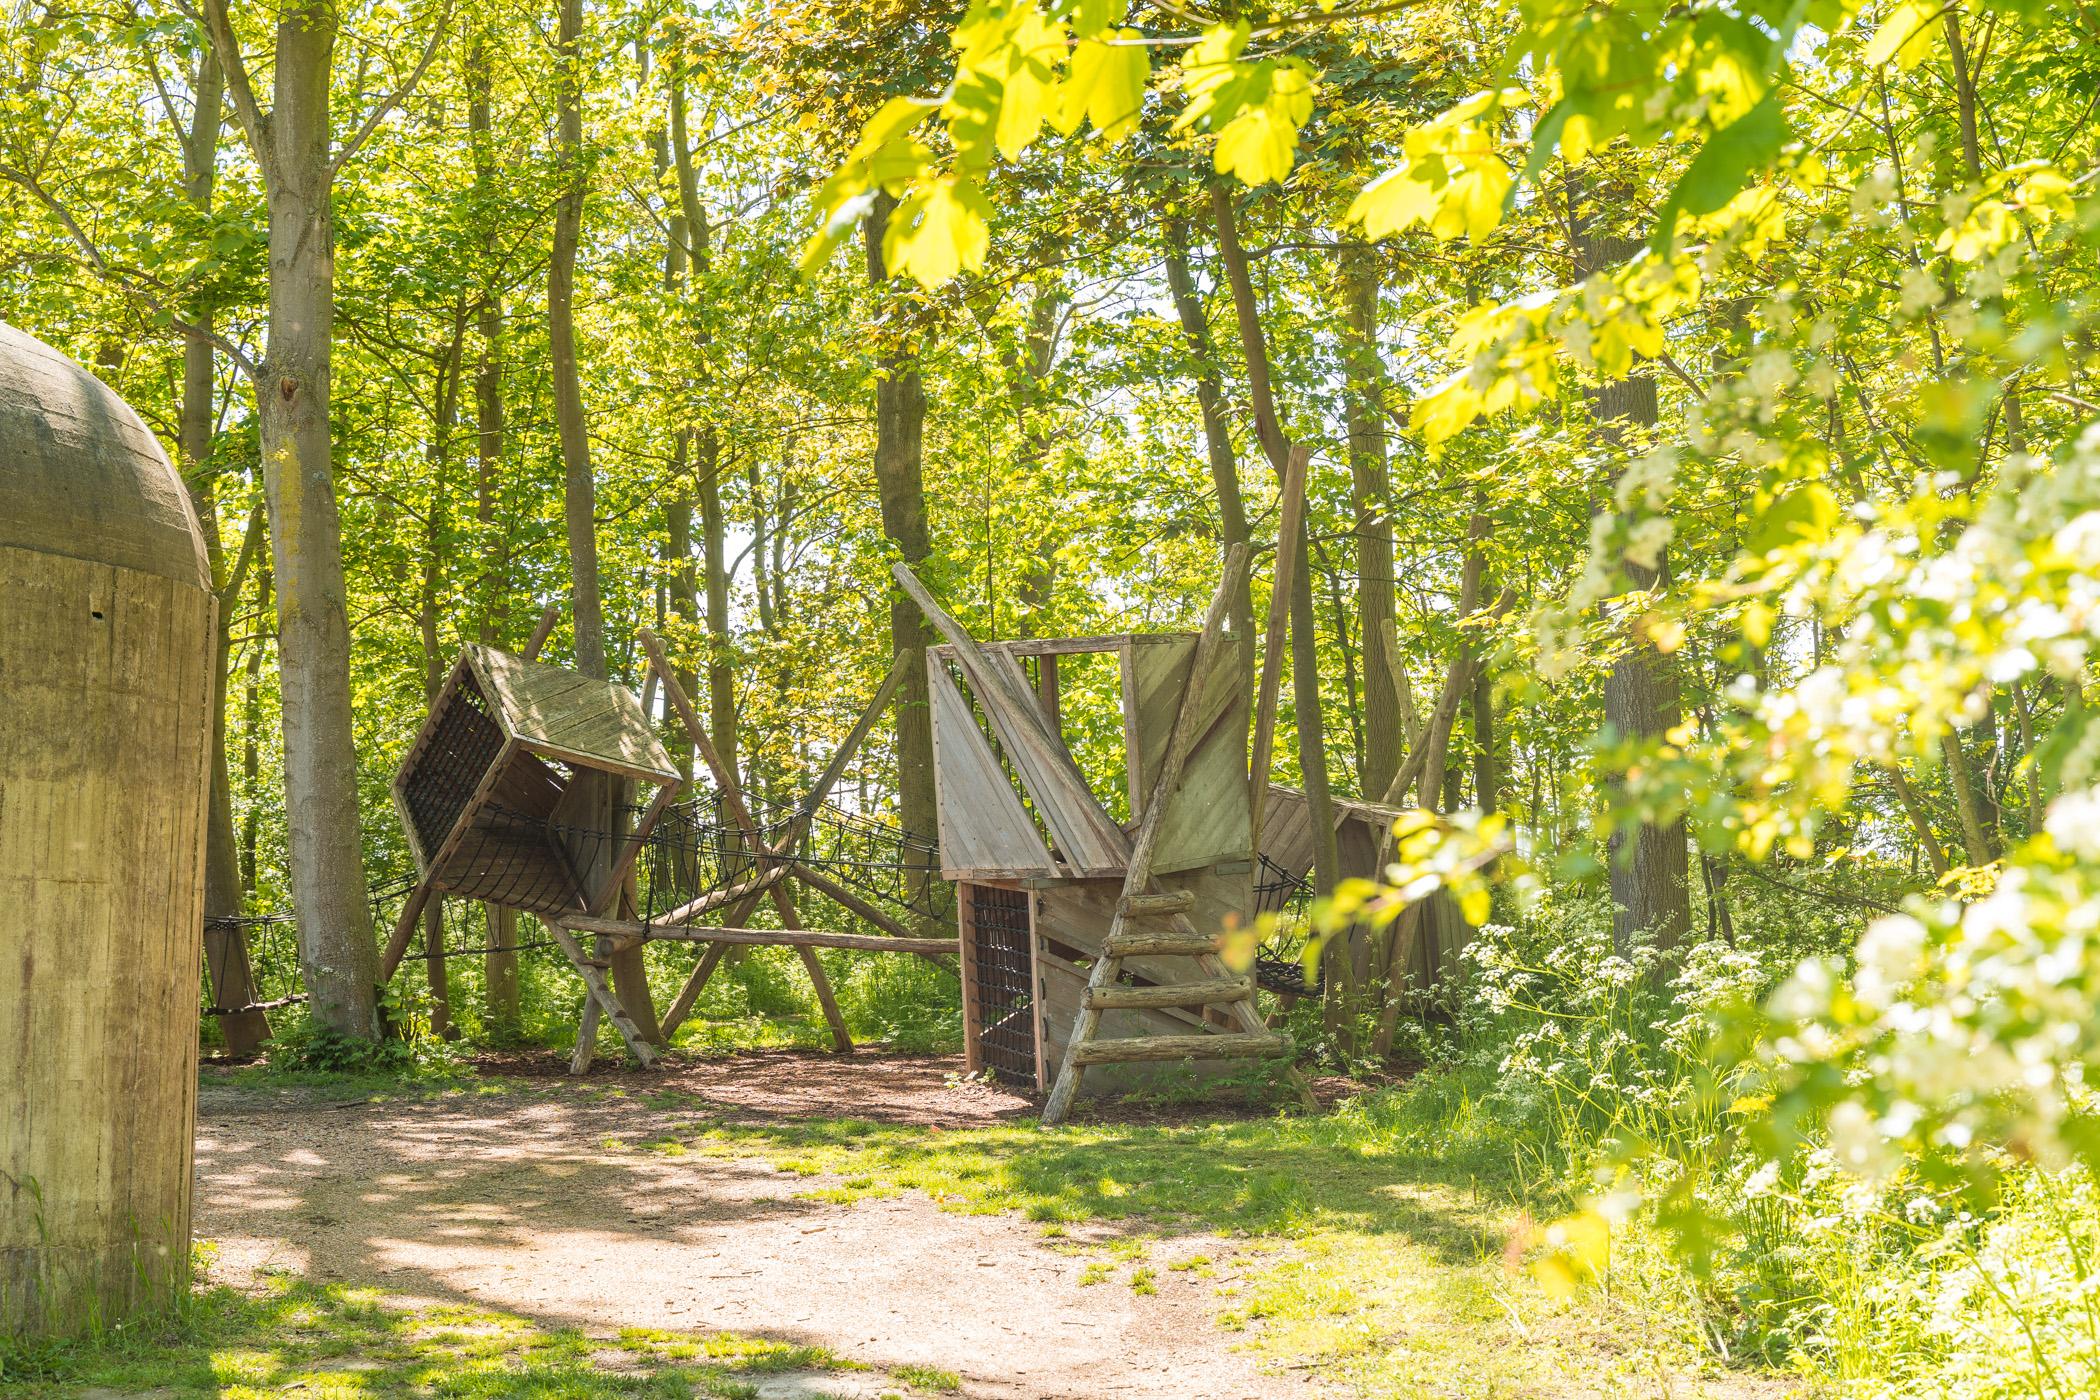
(252, 4, 380, 1038)
(1210, 182, 1338, 892)
(549, 0, 658, 1043)
(551, 0, 603, 679)
(240, 559, 269, 896)
(468, 25, 520, 1038)
(1337, 239, 1403, 799)
(1570, 192, 1692, 959)
(176, 48, 270, 1054)
(697, 433, 735, 775)
(865, 194, 939, 921)
(1161, 216, 1251, 648)
(418, 321, 465, 1041)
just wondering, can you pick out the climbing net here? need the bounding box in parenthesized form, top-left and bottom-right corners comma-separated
(1251, 853, 1323, 997)
(203, 787, 952, 1025)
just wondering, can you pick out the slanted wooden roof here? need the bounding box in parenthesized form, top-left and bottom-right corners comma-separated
(1261, 784, 1407, 884)
(464, 645, 679, 785)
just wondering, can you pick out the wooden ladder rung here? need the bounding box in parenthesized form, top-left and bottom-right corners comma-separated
(1085, 976, 1252, 1011)
(1102, 931, 1218, 958)
(1118, 890, 1196, 918)
(1069, 1031, 1288, 1067)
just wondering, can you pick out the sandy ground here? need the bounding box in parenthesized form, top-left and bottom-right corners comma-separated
(194, 1053, 1328, 1400)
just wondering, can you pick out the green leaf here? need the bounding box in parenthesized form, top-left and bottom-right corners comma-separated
(1748, 480, 1838, 552)
(883, 175, 994, 288)
(1649, 92, 1785, 252)
(1864, 0, 1940, 69)
(1213, 64, 1314, 185)
(1053, 31, 1148, 142)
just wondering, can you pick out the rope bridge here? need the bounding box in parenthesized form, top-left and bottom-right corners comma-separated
(201, 794, 950, 1022)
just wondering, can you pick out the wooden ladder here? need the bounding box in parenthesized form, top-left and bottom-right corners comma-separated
(1054, 887, 1286, 1085)
(1040, 545, 1293, 1125)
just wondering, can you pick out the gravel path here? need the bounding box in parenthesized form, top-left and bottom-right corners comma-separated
(194, 1057, 1327, 1400)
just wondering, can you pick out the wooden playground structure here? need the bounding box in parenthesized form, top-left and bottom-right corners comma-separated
(373, 451, 1465, 1117)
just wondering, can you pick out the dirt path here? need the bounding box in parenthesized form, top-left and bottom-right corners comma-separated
(194, 1056, 1326, 1400)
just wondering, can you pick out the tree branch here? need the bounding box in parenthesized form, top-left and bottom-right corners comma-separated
(0, 162, 260, 379)
(331, 2, 454, 177)
(179, 0, 269, 172)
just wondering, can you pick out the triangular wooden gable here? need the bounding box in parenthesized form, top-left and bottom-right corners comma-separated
(927, 660, 1057, 880)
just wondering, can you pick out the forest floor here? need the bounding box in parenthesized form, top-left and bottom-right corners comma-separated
(10, 1051, 1806, 1399)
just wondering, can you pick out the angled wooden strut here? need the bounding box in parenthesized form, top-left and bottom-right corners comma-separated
(1038, 545, 1293, 1125)
(654, 650, 913, 1041)
(637, 627, 853, 1053)
(892, 564, 1129, 874)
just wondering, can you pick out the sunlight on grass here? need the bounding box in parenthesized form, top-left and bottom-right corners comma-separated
(619, 1077, 1777, 1396)
(0, 1278, 892, 1400)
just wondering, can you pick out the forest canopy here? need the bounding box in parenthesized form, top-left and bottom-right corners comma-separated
(5, 0, 2100, 1388)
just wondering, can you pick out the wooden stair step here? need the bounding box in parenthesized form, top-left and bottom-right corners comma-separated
(1102, 931, 1218, 958)
(1118, 890, 1196, 918)
(1085, 976, 1252, 1011)
(1069, 1031, 1288, 1067)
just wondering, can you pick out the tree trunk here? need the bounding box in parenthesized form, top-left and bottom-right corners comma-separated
(177, 47, 270, 1055)
(549, 0, 658, 1043)
(240, 558, 268, 896)
(469, 23, 520, 1039)
(1161, 215, 1252, 663)
(1209, 182, 1339, 892)
(1570, 197, 1692, 960)
(252, 3, 380, 1038)
(864, 194, 939, 923)
(418, 320, 465, 1041)
(1337, 239, 1403, 799)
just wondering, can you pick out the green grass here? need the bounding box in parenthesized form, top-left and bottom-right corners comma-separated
(0, 1274, 892, 1399)
(609, 1071, 1776, 1396)
(891, 1362, 961, 1392)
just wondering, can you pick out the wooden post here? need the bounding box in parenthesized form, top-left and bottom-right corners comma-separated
(638, 627, 854, 1052)
(546, 922, 658, 1067)
(1248, 444, 1308, 863)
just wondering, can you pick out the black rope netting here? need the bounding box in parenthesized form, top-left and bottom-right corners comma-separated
(202, 782, 953, 1022)
(1252, 853, 1323, 997)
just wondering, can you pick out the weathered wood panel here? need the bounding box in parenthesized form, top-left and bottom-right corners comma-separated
(0, 550, 212, 1333)
(927, 660, 1055, 880)
(468, 645, 679, 784)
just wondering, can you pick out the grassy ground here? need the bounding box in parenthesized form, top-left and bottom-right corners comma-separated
(616, 1070, 1793, 1397)
(7, 1059, 1800, 1398)
(0, 1271, 940, 1399)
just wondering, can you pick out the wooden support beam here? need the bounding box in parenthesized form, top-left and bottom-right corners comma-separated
(523, 602, 561, 661)
(1119, 890, 1195, 918)
(659, 942, 731, 1043)
(571, 988, 602, 1074)
(1085, 977, 1252, 1011)
(547, 922, 658, 1068)
(788, 864, 931, 944)
(562, 916, 955, 957)
(650, 862, 790, 928)
(1248, 444, 1308, 867)
(378, 879, 437, 985)
(1102, 930, 1222, 959)
(638, 627, 854, 1053)
(1070, 1031, 1286, 1066)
